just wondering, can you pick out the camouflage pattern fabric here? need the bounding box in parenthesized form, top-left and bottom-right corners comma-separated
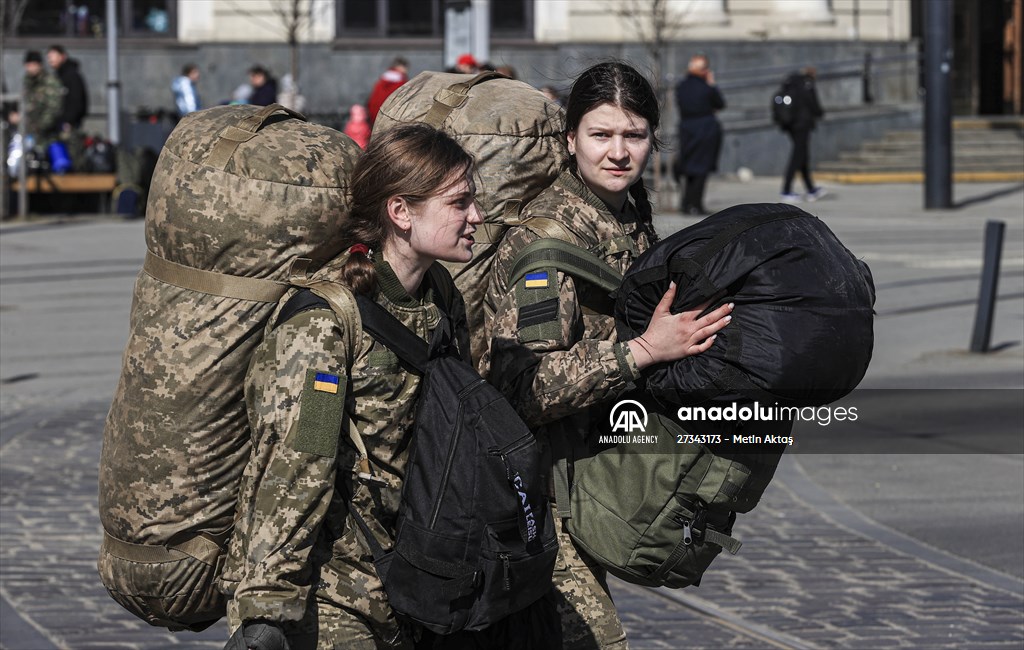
(372, 71, 567, 366)
(480, 169, 658, 649)
(22, 70, 62, 141)
(220, 256, 465, 649)
(98, 104, 362, 630)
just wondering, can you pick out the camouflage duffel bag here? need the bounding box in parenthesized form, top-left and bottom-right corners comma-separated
(97, 104, 361, 631)
(372, 70, 567, 365)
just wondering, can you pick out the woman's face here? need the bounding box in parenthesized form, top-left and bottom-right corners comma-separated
(405, 171, 482, 264)
(567, 103, 653, 209)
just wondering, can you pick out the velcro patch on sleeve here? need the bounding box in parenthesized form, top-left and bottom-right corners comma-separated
(514, 266, 561, 342)
(291, 368, 345, 457)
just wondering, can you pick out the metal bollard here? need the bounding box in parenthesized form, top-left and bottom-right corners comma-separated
(969, 220, 1006, 353)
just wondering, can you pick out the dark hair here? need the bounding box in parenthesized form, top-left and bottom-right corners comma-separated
(46, 45, 66, 56)
(391, 57, 409, 69)
(249, 65, 269, 77)
(564, 61, 661, 223)
(24, 50, 43, 64)
(342, 124, 474, 295)
(182, 63, 198, 76)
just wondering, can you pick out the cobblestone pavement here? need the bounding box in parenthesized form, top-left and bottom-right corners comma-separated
(1, 397, 1020, 649)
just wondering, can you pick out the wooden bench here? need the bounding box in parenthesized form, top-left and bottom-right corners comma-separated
(9, 173, 118, 213)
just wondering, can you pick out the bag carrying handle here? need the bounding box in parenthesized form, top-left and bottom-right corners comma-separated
(206, 103, 307, 169)
(422, 71, 508, 128)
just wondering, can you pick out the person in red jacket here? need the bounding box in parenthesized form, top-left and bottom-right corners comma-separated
(367, 57, 409, 125)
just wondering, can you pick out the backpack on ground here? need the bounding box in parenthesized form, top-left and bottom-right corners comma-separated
(97, 104, 362, 631)
(277, 271, 559, 634)
(505, 202, 874, 588)
(771, 76, 797, 130)
(371, 71, 567, 365)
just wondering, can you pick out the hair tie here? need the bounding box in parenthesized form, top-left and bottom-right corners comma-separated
(348, 244, 370, 256)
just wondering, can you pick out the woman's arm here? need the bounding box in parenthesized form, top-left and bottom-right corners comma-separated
(231, 308, 350, 624)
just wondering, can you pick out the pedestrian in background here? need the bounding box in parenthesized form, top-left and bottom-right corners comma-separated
(780, 67, 826, 202)
(342, 104, 371, 149)
(367, 57, 408, 125)
(674, 54, 725, 215)
(247, 66, 278, 106)
(45, 45, 88, 133)
(21, 51, 63, 145)
(171, 63, 201, 118)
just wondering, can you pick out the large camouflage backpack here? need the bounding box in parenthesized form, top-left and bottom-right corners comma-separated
(371, 71, 567, 365)
(97, 104, 362, 631)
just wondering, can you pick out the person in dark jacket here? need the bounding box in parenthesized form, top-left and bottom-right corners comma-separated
(780, 67, 826, 202)
(45, 45, 88, 132)
(248, 66, 278, 106)
(674, 55, 725, 215)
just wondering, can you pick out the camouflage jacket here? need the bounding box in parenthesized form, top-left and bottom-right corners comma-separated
(23, 72, 63, 139)
(222, 257, 467, 643)
(480, 169, 657, 433)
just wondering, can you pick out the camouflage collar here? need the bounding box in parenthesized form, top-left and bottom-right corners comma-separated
(555, 169, 612, 215)
(555, 169, 640, 225)
(373, 257, 434, 308)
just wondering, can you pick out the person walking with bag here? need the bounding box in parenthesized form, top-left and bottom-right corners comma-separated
(779, 67, 826, 202)
(480, 62, 734, 649)
(674, 54, 725, 215)
(221, 124, 483, 649)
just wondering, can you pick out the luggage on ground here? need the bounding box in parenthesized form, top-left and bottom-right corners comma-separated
(97, 103, 362, 631)
(371, 71, 567, 364)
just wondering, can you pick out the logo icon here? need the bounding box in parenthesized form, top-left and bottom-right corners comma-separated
(610, 399, 648, 433)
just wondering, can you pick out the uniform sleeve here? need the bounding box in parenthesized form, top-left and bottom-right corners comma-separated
(484, 228, 640, 429)
(38, 78, 63, 133)
(232, 309, 350, 624)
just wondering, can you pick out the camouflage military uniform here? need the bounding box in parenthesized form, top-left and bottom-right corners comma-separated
(480, 169, 658, 649)
(22, 70, 62, 143)
(221, 257, 467, 649)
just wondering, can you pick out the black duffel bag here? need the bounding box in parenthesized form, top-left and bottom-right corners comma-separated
(616, 203, 875, 406)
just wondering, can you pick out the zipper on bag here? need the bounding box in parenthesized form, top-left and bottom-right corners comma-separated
(428, 379, 488, 529)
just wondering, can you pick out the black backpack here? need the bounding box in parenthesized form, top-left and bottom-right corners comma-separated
(771, 77, 797, 129)
(616, 203, 875, 407)
(279, 279, 558, 635)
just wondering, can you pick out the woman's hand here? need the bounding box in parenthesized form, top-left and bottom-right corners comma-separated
(627, 282, 733, 370)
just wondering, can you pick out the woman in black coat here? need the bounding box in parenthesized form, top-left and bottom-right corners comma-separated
(675, 55, 725, 215)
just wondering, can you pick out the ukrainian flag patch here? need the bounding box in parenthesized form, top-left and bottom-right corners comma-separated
(524, 271, 549, 289)
(313, 372, 340, 394)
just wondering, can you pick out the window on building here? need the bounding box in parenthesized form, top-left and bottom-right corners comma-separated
(337, 0, 532, 38)
(5, 0, 175, 38)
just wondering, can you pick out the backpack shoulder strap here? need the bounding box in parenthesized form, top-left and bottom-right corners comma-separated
(354, 295, 429, 375)
(508, 236, 623, 295)
(274, 288, 330, 329)
(425, 262, 457, 315)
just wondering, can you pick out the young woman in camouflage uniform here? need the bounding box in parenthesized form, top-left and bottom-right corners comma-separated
(222, 124, 482, 649)
(480, 63, 735, 649)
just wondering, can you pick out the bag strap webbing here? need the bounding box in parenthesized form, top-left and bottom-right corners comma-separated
(509, 237, 623, 295)
(205, 103, 306, 170)
(144, 250, 288, 303)
(101, 529, 224, 566)
(355, 295, 430, 375)
(422, 71, 507, 128)
(550, 433, 572, 519)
